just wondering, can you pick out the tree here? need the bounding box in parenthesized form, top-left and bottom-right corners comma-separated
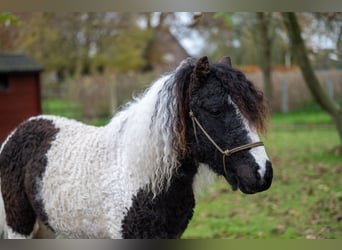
(16, 13, 78, 79)
(285, 13, 342, 69)
(282, 12, 342, 149)
(187, 12, 285, 109)
(15, 13, 155, 78)
(0, 12, 22, 50)
(255, 12, 274, 108)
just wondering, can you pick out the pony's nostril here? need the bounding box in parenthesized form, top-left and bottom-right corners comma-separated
(264, 161, 273, 181)
(256, 170, 261, 180)
(259, 160, 273, 190)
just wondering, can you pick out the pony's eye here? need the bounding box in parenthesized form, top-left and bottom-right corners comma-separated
(209, 108, 222, 116)
(211, 110, 221, 115)
(201, 104, 223, 116)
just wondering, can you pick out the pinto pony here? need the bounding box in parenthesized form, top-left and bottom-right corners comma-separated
(0, 56, 273, 239)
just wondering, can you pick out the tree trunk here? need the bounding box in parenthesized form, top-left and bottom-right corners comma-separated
(282, 12, 342, 146)
(256, 12, 273, 109)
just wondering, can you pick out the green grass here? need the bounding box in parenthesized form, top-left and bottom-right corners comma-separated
(272, 99, 342, 126)
(42, 98, 82, 120)
(182, 115, 342, 239)
(42, 98, 111, 126)
(272, 110, 333, 125)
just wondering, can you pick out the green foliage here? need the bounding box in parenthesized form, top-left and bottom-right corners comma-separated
(198, 12, 288, 67)
(213, 12, 234, 28)
(0, 12, 21, 25)
(17, 13, 74, 72)
(14, 13, 157, 76)
(108, 27, 154, 72)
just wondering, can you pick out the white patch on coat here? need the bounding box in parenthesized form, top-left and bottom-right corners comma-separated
(6, 226, 32, 239)
(0, 184, 6, 239)
(230, 98, 269, 179)
(192, 163, 216, 196)
(247, 127, 269, 178)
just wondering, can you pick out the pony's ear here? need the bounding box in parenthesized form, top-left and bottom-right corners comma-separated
(219, 56, 232, 67)
(193, 56, 210, 83)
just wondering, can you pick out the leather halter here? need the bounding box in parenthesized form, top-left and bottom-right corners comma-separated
(189, 110, 264, 176)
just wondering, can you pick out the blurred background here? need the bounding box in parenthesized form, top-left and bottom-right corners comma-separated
(0, 12, 341, 239)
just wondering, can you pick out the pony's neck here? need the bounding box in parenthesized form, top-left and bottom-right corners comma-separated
(107, 74, 185, 196)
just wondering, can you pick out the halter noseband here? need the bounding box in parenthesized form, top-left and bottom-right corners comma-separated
(189, 110, 264, 177)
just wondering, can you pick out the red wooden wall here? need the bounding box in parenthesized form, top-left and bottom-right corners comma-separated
(0, 72, 41, 142)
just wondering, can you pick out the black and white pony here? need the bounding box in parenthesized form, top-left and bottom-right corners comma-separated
(0, 56, 273, 239)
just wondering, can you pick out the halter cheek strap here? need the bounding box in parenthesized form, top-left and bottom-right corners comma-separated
(189, 110, 264, 176)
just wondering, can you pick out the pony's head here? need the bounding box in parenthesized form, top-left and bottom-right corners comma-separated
(170, 56, 272, 194)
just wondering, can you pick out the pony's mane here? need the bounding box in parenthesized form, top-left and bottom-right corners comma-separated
(214, 63, 269, 135)
(107, 59, 195, 197)
(148, 59, 195, 195)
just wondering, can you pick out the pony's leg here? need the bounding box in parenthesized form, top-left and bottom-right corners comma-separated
(3, 209, 36, 239)
(6, 226, 33, 239)
(1, 187, 37, 239)
(3, 205, 36, 239)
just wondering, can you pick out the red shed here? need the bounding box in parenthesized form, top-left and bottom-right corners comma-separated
(0, 52, 43, 142)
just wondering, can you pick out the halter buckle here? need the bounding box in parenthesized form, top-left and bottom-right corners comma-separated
(223, 150, 232, 156)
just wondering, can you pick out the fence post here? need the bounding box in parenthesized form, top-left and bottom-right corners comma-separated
(326, 78, 334, 99)
(281, 80, 288, 113)
(109, 75, 118, 115)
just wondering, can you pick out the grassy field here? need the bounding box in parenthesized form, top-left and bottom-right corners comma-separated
(42, 99, 342, 239)
(182, 112, 341, 239)
(42, 98, 111, 126)
(42, 98, 82, 120)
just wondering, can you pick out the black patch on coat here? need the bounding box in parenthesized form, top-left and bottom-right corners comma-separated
(0, 118, 59, 236)
(121, 157, 198, 239)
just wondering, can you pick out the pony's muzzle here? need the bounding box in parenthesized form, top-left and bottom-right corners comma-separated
(234, 160, 273, 194)
(258, 160, 273, 192)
